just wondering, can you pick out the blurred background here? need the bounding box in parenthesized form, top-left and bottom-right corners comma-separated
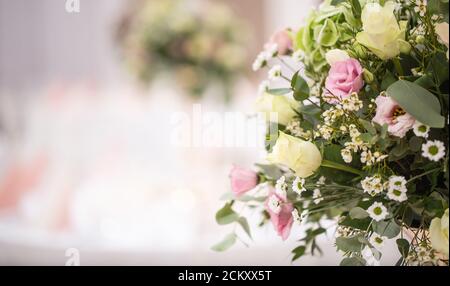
(0, 0, 398, 265)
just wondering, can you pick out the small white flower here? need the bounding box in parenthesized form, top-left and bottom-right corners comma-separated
(275, 176, 288, 197)
(367, 202, 389, 222)
(317, 176, 326, 185)
(292, 176, 306, 196)
(388, 175, 407, 190)
(341, 148, 353, 163)
(413, 121, 430, 138)
(252, 52, 268, 71)
(268, 195, 281, 214)
(258, 80, 270, 95)
(387, 187, 408, 202)
(312, 188, 323, 204)
(370, 234, 388, 249)
(268, 65, 282, 80)
(292, 50, 304, 63)
(265, 43, 279, 58)
(292, 208, 301, 223)
(421, 140, 446, 161)
(361, 150, 376, 166)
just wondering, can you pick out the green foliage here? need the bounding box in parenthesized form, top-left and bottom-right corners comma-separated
(372, 219, 401, 239)
(396, 238, 410, 258)
(291, 71, 310, 101)
(211, 233, 237, 252)
(215, 202, 239, 225)
(340, 257, 366, 266)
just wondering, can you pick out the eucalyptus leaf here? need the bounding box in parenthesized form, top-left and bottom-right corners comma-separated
(396, 238, 410, 258)
(266, 88, 292, 96)
(211, 233, 237, 252)
(340, 257, 366, 266)
(372, 219, 401, 239)
(335, 236, 364, 252)
(238, 217, 252, 239)
(291, 72, 310, 101)
(349, 207, 369, 219)
(215, 203, 239, 225)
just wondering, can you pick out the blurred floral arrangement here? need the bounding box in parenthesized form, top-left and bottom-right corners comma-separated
(117, 0, 247, 100)
(214, 0, 449, 266)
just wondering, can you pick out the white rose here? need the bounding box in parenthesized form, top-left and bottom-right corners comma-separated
(356, 1, 407, 60)
(430, 208, 449, 258)
(255, 92, 300, 126)
(267, 132, 322, 178)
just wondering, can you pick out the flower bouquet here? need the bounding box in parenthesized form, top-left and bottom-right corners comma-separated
(117, 0, 247, 100)
(214, 0, 449, 266)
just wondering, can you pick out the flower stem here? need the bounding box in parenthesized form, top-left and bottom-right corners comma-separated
(321, 159, 364, 176)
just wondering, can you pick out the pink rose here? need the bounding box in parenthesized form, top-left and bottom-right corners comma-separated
(229, 165, 258, 197)
(372, 95, 416, 138)
(265, 29, 293, 55)
(265, 190, 294, 241)
(324, 58, 364, 103)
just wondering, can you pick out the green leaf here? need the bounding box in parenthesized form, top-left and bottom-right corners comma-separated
(291, 72, 310, 101)
(381, 70, 397, 90)
(349, 207, 369, 219)
(211, 233, 237, 252)
(335, 236, 364, 252)
(266, 88, 292, 96)
(359, 119, 377, 135)
(237, 217, 252, 239)
(370, 247, 382, 261)
(215, 203, 239, 225)
(427, 52, 449, 85)
(331, 0, 346, 5)
(409, 136, 423, 152)
(255, 163, 282, 180)
(396, 238, 410, 258)
(340, 257, 366, 266)
(350, 0, 362, 18)
(387, 80, 445, 128)
(372, 219, 401, 239)
(291, 245, 306, 261)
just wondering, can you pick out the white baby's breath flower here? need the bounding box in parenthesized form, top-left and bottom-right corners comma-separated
(268, 195, 281, 214)
(268, 65, 282, 80)
(312, 188, 323, 204)
(275, 176, 288, 197)
(265, 43, 279, 58)
(258, 80, 270, 95)
(370, 234, 388, 249)
(367, 202, 389, 222)
(413, 121, 430, 138)
(317, 176, 326, 185)
(422, 140, 446, 161)
(292, 176, 306, 196)
(341, 148, 353, 163)
(361, 150, 376, 166)
(292, 50, 304, 63)
(252, 52, 268, 71)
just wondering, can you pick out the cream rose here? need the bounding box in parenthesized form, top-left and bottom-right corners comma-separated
(255, 92, 300, 126)
(435, 22, 449, 59)
(267, 132, 322, 178)
(356, 1, 407, 60)
(430, 208, 449, 258)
